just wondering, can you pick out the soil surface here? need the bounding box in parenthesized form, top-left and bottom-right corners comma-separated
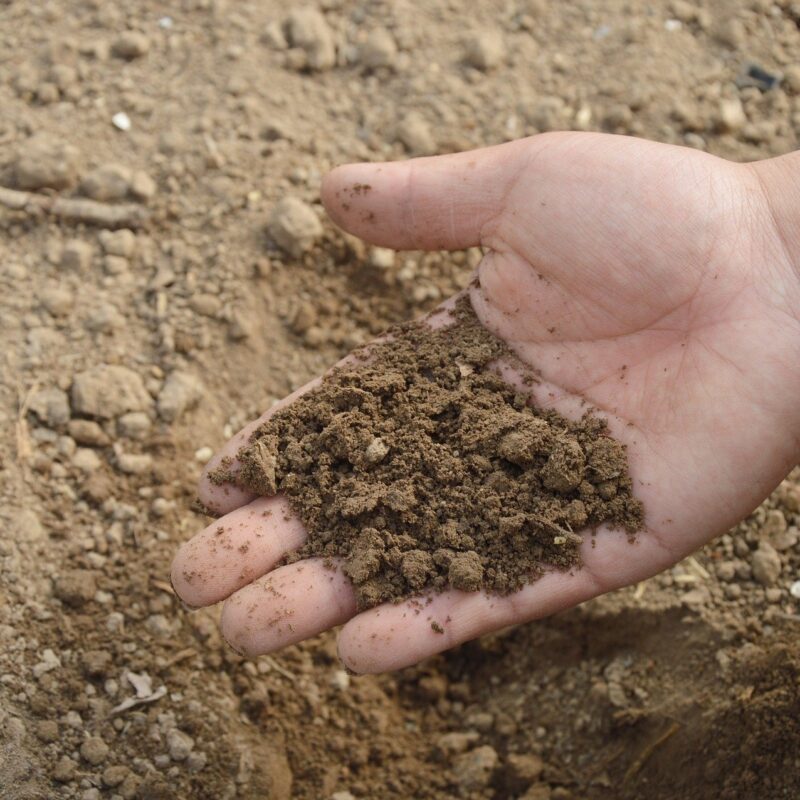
(229, 297, 643, 609)
(2, 1, 800, 799)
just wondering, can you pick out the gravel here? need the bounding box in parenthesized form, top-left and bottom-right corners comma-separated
(71, 365, 152, 419)
(268, 196, 324, 257)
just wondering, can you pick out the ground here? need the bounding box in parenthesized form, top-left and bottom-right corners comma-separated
(1, 1, 799, 798)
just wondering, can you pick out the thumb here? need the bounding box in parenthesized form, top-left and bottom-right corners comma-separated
(321, 137, 533, 251)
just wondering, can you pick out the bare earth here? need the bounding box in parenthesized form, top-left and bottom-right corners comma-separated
(1, 1, 799, 798)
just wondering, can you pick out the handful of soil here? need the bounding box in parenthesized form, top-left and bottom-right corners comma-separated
(218, 297, 644, 610)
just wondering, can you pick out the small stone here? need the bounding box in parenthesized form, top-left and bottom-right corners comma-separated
(330, 670, 350, 690)
(228, 309, 253, 341)
(68, 419, 111, 447)
(521, 786, 551, 800)
(166, 728, 194, 761)
(103, 255, 129, 275)
(396, 112, 436, 156)
(761, 509, 787, 539)
(195, 446, 214, 463)
(268, 197, 323, 258)
(117, 412, 151, 439)
(80, 163, 132, 202)
(73, 447, 102, 472)
(35, 719, 59, 742)
(716, 560, 737, 582)
(448, 552, 483, 592)
(116, 452, 153, 475)
(464, 31, 505, 71)
(369, 247, 395, 269)
(71, 365, 152, 418)
(189, 293, 221, 317)
(41, 286, 75, 316)
(453, 745, 499, 791)
(790, 580, 800, 599)
(130, 170, 157, 201)
(751, 542, 781, 586)
(53, 756, 77, 782)
(112, 112, 132, 131)
(359, 28, 397, 69)
(717, 97, 746, 133)
(80, 736, 109, 766)
(331, 793, 356, 800)
(54, 570, 97, 606)
(285, 8, 336, 71)
(12, 133, 80, 190)
(61, 239, 93, 270)
(157, 371, 204, 423)
(112, 31, 150, 59)
(102, 765, 129, 788)
(29, 387, 70, 427)
(99, 229, 137, 258)
(12, 509, 45, 542)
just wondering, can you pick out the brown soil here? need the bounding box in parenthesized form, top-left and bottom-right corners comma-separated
(229, 297, 642, 609)
(2, 1, 800, 799)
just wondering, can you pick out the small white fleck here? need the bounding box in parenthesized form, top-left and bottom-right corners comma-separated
(664, 19, 682, 31)
(194, 446, 214, 463)
(158, 16, 173, 29)
(112, 112, 131, 131)
(790, 580, 800, 599)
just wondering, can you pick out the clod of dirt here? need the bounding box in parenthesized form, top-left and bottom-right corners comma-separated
(396, 112, 437, 156)
(463, 31, 506, 71)
(11, 133, 80, 190)
(112, 31, 150, 60)
(60, 239, 93, 270)
(359, 27, 398, 70)
(157, 370, 204, 422)
(99, 228, 137, 258)
(268, 196, 324, 257)
(228, 298, 644, 610)
(285, 8, 336, 71)
(80, 163, 133, 202)
(71, 365, 152, 419)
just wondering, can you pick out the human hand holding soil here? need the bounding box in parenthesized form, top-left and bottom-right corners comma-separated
(171, 132, 800, 673)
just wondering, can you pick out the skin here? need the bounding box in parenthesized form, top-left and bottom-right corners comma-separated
(171, 132, 800, 674)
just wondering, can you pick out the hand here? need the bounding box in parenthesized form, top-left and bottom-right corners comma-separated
(171, 132, 800, 673)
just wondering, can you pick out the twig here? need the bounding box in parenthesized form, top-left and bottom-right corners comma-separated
(623, 721, 681, 783)
(0, 186, 150, 228)
(261, 655, 296, 682)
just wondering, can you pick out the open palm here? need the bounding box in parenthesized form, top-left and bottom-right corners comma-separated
(172, 133, 800, 673)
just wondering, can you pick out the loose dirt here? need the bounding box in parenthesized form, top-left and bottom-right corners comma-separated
(2, 1, 800, 799)
(228, 297, 642, 609)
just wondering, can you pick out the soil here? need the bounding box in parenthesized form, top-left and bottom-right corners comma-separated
(2, 1, 800, 799)
(228, 297, 643, 609)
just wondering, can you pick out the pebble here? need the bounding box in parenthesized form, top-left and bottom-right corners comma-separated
(54, 570, 97, 606)
(464, 31, 506, 71)
(396, 112, 436, 156)
(331, 793, 355, 800)
(285, 8, 336, 71)
(116, 452, 153, 475)
(81, 163, 132, 202)
(751, 542, 782, 586)
(717, 97, 746, 132)
(130, 170, 157, 201)
(194, 446, 214, 463)
(189, 293, 221, 317)
(505, 753, 544, 792)
(68, 419, 110, 447)
(12, 133, 80, 190)
(790, 580, 800, 599)
(453, 745, 499, 791)
(73, 447, 103, 472)
(82, 649, 112, 677)
(12, 509, 45, 542)
(29, 387, 70, 427)
(330, 670, 350, 690)
(61, 239, 94, 270)
(71, 365, 152, 418)
(369, 247, 395, 269)
(435, 731, 480, 756)
(99, 229, 137, 258)
(41, 286, 75, 316)
(364, 437, 389, 465)
(765, 587, 782, 603)
(359, 28, 397, 69)
(35, 719, 60, 742)
(166, 728, 194, 761)
(268, 197, 323, 257)
(117, 411, 151, 439)
(157, 371, 204, 423)
(80, 736, 110, 765)
(112, 31, 150, 59)
(784, 65, 800, 94)
(112, 112, 132, 132)
(186, 751, 208, 773)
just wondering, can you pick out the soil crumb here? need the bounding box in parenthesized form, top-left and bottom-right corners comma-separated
(221, 296, 643, 610)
